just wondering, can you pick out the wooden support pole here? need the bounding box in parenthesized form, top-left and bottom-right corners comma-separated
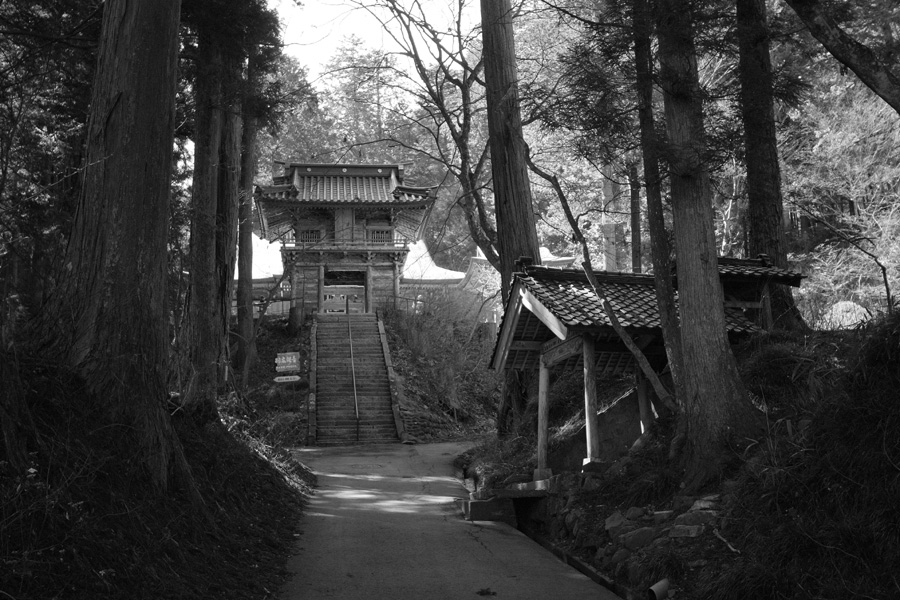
(534, 356, 552, 481)
(636, 369, 653, 433)
(583, 335, 600, 464)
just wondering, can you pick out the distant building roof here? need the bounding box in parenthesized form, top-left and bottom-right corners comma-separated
(460, 246, 576, 289)
(401, 240, 466, 285)
(256, 163, 433, 207)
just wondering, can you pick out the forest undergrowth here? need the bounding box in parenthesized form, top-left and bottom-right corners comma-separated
(1, 322, 315, 600)
(462, 314, 900, 600)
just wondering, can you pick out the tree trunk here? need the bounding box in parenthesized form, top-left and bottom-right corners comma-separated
(628, 162, 642, 273)
(656, 0, 762, 490)
(632, 0, 684, 407)
(51, 0, 193, 492)
(481, 0, 542, 438)
(215, 56, 242, 385)
(736, 0, 806, 331)
(236, 91, 259, 388)
(480, 0, 541, 302)
(186, 31, 225, 424)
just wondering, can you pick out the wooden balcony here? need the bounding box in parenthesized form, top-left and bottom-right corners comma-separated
(280, 240, 409, 252)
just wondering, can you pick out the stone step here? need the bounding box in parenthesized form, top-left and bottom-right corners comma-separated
(317, 421, 396, 429)
(317, 430, 397, 438)
(315, 314, 395, 446)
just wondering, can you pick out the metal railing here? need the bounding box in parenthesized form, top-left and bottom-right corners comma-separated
(346, 296, 360, 441)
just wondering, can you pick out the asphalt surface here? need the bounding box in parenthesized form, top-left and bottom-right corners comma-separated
(280, 441, 620, 600)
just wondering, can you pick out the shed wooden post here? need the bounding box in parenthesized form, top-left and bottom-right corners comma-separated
(534, 356, 552, 481)
(583, 335, 600, 464)
(636, 369, 653, 433)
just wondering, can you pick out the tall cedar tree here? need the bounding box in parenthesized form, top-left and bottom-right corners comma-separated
(630, 0, 686, 408)
(181, 0, 279, 419)
(184, 20, 242, 423)
(481, 0, 542, 434)
(235, 56, 260, 386)
(481, 0, 541, 298)
(736, 0, 805, 330)
(235, 29, 283, 383)
(655, 0, 762, 489)
(49, 0, 195, 491)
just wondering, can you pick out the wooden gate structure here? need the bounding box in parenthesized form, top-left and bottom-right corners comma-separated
(254, 163, 436, 322)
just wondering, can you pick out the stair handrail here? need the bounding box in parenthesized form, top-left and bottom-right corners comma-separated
(346, 297, 360, 441)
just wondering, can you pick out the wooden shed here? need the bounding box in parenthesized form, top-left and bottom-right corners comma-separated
(490, 257, 804, 480)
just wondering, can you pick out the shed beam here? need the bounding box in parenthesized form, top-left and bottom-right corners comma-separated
(542, 334, 583, 366)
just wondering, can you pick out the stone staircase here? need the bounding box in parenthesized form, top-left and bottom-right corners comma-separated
(315, 313, 398, 445)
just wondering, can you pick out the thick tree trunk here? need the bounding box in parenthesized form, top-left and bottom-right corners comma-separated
(480, 0, 541, 302)
(236, 107, 258, 388)
(632, 0, 685, 406)
(52, 0, 193, 492)
(656, 0, 761, 490)
(185, 29, 244, 421)
(481, 0, 542, 438)
(216, 60, 242, 382)
(186, 33, 224, 424)
(736, 0, 806, 331)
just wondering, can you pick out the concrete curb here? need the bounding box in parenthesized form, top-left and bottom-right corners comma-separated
(528, 533, 628, 600)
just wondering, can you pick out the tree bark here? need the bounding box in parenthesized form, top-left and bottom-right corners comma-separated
(480, 0, 541, 302)
(784, 0, 900, 116)
(656, 0, 761, 490)
(481, 0, 542, 438)
(632, 0, 685, 408)
(216, 57, 242, 382)
(628, 162, 642, 273)
(236, 75, 259, 388)
(736, 0, 806, 331)
(51, 0, 193, 492)
(186, 31, 225, 424)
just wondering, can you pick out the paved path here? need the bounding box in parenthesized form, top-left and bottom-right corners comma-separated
(280, 442, 620, 600)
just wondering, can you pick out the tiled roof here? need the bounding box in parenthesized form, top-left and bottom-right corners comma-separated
(257, 178, 432, 205)
(257, 163, 433, 206)
(517, 266, 759, 334)
(688, 256, 804, 287)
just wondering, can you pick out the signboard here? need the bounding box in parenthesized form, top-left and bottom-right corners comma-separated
(274, 375, 301, 383)
(275, 352, 301, 373)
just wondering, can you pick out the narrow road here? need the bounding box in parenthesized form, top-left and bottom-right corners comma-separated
(280, 441, 620, 600)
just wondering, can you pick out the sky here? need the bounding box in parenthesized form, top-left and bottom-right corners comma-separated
(268, 0, 479, 81)
(268, 0, 390, 79)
